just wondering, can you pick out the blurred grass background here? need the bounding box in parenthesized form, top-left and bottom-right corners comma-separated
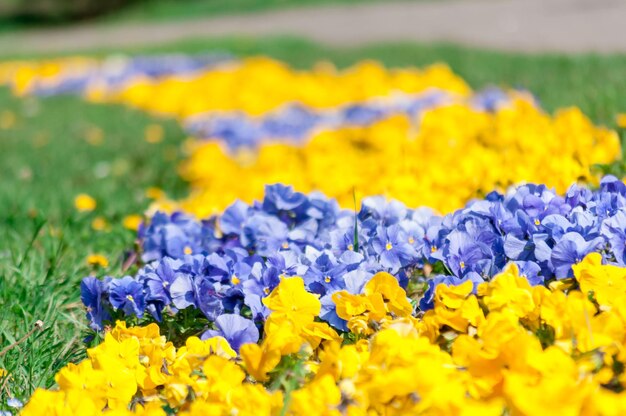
(0, 35, 625, 406)
(0, 0, 390, 31)
(105, 0, 387, 22)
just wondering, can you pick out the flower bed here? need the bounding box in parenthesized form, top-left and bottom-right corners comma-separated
(3, 53, 626, 415)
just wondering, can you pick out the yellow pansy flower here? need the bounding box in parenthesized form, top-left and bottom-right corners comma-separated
(262, 276, 321, 320)
(573, 252, 626, 308)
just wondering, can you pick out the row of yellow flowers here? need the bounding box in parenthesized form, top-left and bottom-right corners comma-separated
(22, 253, 626, 415)
(3, 57, 470, 115)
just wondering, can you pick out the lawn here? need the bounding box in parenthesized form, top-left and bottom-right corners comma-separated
(103, 0, 392, 22)
(0, 91, 187, 403)
(0, 0, 396, 33)
(0, 36, 625, 407)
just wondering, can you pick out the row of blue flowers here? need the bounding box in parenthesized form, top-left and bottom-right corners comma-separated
(82, 176, 626, 342)
(19, 54, 233, 97)
(184, 88, 512, 150)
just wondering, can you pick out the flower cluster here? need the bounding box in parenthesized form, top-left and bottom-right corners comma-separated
(21, 322, 283, 416)
(86, 57, 471, 117)
(83, 177, 626, 335)
(286, 257, 626, 415)
(25, 257, 626, 414)
(176, 98, 618, 216)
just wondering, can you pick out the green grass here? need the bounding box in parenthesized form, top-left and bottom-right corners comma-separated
(0, 36, 625, 408)
(0, 0, 393, 33)
(104, 0, 389, 22)
(0, 91, 188, 405)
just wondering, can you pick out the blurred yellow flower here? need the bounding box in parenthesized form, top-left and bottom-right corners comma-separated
(145, 187, 166, 200)
(91, 216, 108, 231)
(86, 254, 108, 268)
(123, 214, 143, 231)
(84, 126, 104, 146)
(0, 110, 16, 129)
(74, 193, 96, 212)
(144, 124, 164, 144)
(616, 113, 626, 129)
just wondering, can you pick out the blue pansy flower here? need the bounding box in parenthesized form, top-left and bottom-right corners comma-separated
(551, 232, 604, 278)
(304, 251, 349, 295)
(601, 209, 626, 265)
(370, 224, 417, 273)
(80, 276, 112, 331)
(443, 230, 492, 277)
(109, 276, 146, 318)
(201, 314, 259, 352)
